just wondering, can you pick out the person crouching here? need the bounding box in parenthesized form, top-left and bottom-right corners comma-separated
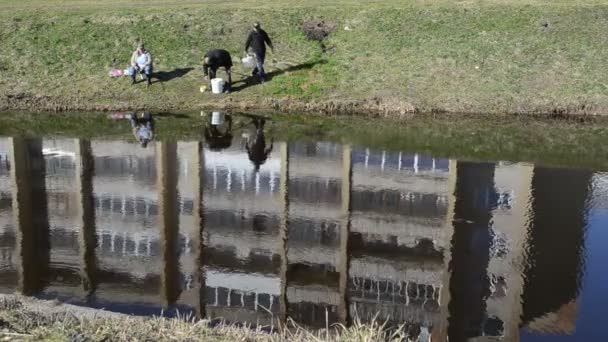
(203, 49, 233, 92)
(129, 43, 153, 86)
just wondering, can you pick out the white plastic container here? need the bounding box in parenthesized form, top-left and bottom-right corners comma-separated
(211, 112, 225, 125)
(211, 78, 225, 94)
(241, 55, 255, 68)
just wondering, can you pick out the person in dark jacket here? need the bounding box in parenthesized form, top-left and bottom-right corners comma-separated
(203, 49, 233, 92)
(204, 113, 233, 151)
(245, 22, 273, 83)
(246, 117, 273, 172)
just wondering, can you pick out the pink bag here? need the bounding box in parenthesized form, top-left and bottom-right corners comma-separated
(109, 69, 124, 77)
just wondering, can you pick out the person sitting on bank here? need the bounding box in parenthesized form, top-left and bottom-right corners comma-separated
(203, 49, 233, 92)
(129, 43, 153, 86)
(130, 112, 155, 148)
(245, 22, 274, 83)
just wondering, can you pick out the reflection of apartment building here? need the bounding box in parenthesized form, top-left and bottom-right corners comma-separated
(200, 141, 283, 326)
(0, 139, 16, 290)
(484, 162, 534, 341)
(348, 148, 452, 332)
(0, 136, 593, 340)
(446, 161, 590, 341)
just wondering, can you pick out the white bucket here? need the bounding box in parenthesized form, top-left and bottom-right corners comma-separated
(211, 112, 225, 125)
(242, 55, 255, 69)
(211, 78, 224, 94)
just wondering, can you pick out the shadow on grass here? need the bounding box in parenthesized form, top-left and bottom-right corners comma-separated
(151, 67, 194, 84)
(236, 112, 273, 121)
(154, 112, 191, 119)
(230, 60, 326, 92)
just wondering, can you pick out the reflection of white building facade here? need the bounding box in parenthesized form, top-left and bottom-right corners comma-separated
(485, 162, 534, 341)
(0, 137, 592, 340)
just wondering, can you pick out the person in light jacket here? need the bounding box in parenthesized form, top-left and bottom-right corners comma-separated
(129, 43, 153, 86)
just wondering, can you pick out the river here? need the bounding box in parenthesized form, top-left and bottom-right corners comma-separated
(0, 113, 606, 341)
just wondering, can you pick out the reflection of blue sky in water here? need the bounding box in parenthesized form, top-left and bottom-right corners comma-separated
(522, 206, 608, 342)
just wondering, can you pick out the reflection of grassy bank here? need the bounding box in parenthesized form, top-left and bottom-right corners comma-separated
(0, 295, 412, 342)
(1, 111, 607, 170)
(1, 0, 608, 115)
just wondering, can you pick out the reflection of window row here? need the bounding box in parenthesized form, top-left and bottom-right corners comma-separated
(463, 185, 510, 212)
(488, 229, 509, 259)
(205, 166, 278, 194)
(288, 218, 341, 246)
(1, 230, 82, 253)
(94, 156, 158, 179)
(0, 232, 15, 248)
(0, 192, 11, 211)
(43, 156, 75, 177)
(94, 194, 199, 218)
(349, 277, 441, 309)
(486, 274, 508, 299)
(205, 246, 281, 275)
(89, 189, 449, 224)
(45, 185, 450, 224)
(47, 229, 79, 249)
(353, 149, 450, 173)
(288, 302, 339, 328)
(206, 210, 281, 235)
(50, 175, 280, 219)
(95, 194, 162, 217)
(287, 263, 339, 288)
(289, 178, 342, 204)
(0, 158, 9, 175)
(97, 230, 193, 257)
(350, 233, 444, 261)
(289, 142, 343, 158)
(44, 177, 78, 192)
(0, 246, 13, 263)
(205, 286, 280, 314)
(352, 190, 448, 218)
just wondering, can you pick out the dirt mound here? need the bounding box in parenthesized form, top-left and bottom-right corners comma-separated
(302, 20, 337, 42)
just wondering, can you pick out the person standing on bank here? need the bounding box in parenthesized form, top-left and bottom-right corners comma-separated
(245, 22, 274, 83)
(129, 43, 153, 86)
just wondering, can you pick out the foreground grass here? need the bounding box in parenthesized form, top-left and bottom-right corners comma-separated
(0, 297, 413, 342)
(1, 111, 607, 170)
(0, 0, 607, 114)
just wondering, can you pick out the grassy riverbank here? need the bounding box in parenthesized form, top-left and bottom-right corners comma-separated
(1, 111, 608, 170)
(0, 296, 411, 342)
(0, 0, 607, 115)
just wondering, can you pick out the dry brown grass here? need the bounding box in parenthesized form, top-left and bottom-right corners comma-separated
(0, 296, 419, 342)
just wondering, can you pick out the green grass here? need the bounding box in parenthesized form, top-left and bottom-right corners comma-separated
(1, 0, 608, 114)
(1, 111, 608, 170)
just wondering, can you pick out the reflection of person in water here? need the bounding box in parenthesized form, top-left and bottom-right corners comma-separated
(130, 112, 155, 148)
(204, 113, 233, 151)
(246, 117, 273, 172)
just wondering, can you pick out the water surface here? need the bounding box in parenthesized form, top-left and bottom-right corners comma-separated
(0, 118, 607, 341)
